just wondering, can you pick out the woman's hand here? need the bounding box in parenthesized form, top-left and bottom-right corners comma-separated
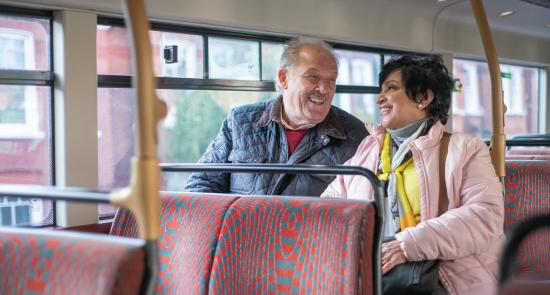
(381, 240, 407, 275)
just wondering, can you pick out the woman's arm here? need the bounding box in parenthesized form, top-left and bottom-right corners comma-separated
(395, 137, 504, 261)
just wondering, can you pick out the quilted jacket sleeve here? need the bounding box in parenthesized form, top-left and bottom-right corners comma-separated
(184, 113, 234, 193)
(395, 137, 504, 261)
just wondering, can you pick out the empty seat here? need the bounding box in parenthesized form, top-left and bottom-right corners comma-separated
(208, 196, 376, 295)
(111, 193, 239, 294)
(0, 227, 144, 295)
(504, 161, 550, 278)
(499, 215, 550, 295)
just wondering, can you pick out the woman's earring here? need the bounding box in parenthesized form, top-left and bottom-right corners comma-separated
(417, 104, 423, 109)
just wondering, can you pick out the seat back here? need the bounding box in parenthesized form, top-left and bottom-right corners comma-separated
(208, 196, 376, 295)
(499, 215, 550, 295)
(505, 155, 550, 161)
(507, 149, 550, 156)
(0, 227, 144, 295)
(504, 161, 550, 278)
(111, 193, 239, 294)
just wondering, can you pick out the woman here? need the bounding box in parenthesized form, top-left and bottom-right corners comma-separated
(322, 56, 504, 295)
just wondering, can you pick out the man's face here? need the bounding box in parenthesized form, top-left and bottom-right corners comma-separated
(278, 45, 338, 128)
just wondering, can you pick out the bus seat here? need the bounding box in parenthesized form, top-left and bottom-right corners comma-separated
(499, 215, 550, 295)
(505, 155, 550, 161)
(0, 227, 144, 295)
(504, 161, 550, 278)
(208, 196, 376, 295)
(507, 149, 550, 156)
(110, 193, 239, 294)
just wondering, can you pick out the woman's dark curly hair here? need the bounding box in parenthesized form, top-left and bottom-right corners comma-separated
(379, 56, 454, 124)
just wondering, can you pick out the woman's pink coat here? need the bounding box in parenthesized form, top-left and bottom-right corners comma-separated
(322, 122, 504, 295)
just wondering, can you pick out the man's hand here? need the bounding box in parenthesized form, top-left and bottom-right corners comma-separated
(381, 239, 407, 275)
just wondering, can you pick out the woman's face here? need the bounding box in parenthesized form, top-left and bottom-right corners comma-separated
(377, 70, 428, 129)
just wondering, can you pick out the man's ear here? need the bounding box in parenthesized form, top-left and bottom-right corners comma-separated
(278, 68, 288, 90)
(420, 89, 435, 108)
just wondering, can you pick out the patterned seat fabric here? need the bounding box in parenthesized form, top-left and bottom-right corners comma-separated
(507, 149, 550, 156)
(506, 155, 550, 161)
(110, 193, 239, 294)
(0, 227, 144, 295)
(504, 161, 550, 278)
(208, 196, 375, 295)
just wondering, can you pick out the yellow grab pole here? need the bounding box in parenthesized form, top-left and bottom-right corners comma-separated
(110, 0, 168, 242)
(470, 0, 506, 179)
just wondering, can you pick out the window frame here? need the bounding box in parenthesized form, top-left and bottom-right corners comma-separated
(97, 15, 427, 94)
(0, 6, 56, 227)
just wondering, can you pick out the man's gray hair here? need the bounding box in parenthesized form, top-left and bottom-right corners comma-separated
(276, 37, 338, 94)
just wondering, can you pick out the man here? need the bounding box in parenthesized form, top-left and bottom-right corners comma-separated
(184, 37, 367, 196)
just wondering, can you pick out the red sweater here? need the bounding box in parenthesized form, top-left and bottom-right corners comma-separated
(285, 129, 309, 155)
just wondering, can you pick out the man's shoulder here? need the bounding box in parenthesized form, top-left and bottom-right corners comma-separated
(232, 100, 272, 114)
(230, 99, 273, 121)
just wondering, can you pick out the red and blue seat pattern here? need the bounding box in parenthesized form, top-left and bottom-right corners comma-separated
(208, 196, 375, 295)
(504, 161, 550, 278)
(111, 193, 376, 295)
(0, 227, 144, 295)
(111, 193, 239, 294)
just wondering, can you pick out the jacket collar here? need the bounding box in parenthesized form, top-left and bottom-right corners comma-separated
(257, 96, 348, 140)
(366, 121, 445, 149)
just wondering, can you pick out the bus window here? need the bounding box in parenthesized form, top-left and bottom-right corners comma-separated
(0, 12, 53, 227)
(452, 58, 541, 138)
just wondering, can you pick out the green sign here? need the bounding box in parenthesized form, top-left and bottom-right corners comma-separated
(501, 72, 512, 79)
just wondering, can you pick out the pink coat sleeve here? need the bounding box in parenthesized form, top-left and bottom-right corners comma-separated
(396, 137, 504, 261)
(321, 174, 347, 198)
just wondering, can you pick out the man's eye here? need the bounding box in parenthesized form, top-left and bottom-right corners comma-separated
(305, 74, 319, 81)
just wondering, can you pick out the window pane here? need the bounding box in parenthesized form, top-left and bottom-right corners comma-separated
(208, 37, 259, 80)
(159, 32, 203, 78)
(98, 88, 275, 194)
(0, 85, 53, 226)
(97, 25, 203, 78)
(335, 50, 381, 86)
(452, 59, 539, 138)
(261, 42, 284, 81)
(0, 14, 50, 71)
(333, 93, 378, 124)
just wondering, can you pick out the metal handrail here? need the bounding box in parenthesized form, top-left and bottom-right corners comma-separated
(483, 139, 550, 147)
(470, 0, 506, 181)
(161, 162, 385, 295)
(0, 185, 110, 203)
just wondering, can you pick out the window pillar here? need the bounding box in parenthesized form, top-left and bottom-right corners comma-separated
(53, 10, 98, 227)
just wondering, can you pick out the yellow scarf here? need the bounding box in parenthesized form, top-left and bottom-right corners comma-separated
(378, 132, 421, 230)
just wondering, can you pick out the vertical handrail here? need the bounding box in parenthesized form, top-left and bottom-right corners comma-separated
(111, 0, 167, 294)
(470, 0, 506, 183)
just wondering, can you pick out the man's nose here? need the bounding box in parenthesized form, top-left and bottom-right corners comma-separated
(316, 80, 335, 94)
